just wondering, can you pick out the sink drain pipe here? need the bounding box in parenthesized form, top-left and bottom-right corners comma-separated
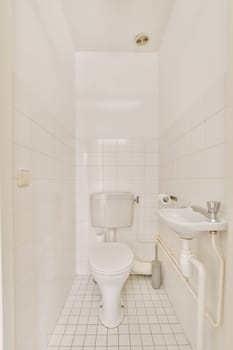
(156, 234, 224, 328)
(188, 255, 206, 350)
(177, 239, 206, 350)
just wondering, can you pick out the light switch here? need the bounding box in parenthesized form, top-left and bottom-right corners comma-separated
(17, 169, 31, 187)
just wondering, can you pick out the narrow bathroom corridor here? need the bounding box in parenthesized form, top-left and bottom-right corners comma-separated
(48, 276, 191, 350)
(2, 1, 233, 350)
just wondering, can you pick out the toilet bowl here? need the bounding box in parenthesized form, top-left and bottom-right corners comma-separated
(89, 242, 133, 328)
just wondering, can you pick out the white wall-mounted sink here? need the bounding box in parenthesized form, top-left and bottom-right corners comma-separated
(158, 207, 227, 239)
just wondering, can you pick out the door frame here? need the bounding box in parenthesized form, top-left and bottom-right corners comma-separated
(0, 1, 15, 350)
(224, 1, 233, 348)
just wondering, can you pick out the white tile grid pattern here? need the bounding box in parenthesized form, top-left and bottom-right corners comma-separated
(47, 275, 192, 350)
(159, 80, 225, 207)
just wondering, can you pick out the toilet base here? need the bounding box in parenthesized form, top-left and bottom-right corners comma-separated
(99, 304, 124, 328)
(89, 242, 133, 329)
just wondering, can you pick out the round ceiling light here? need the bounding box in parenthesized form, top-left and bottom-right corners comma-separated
(135, 33, 149, 46)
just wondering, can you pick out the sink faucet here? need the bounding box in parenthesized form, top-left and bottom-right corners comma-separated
(191, 201, 221, 222)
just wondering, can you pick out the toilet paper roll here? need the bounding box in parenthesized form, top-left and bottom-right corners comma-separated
(96, 233, 105, 243)
(158, 193, 171, 205)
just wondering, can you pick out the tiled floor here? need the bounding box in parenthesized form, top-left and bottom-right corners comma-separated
(47, 275, 192, 350)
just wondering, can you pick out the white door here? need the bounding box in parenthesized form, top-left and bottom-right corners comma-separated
(0, 198, 3, 350)
(0, 1, 15, 349)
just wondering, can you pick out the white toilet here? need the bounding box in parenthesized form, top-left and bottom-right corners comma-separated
(89, 192, 134, 328)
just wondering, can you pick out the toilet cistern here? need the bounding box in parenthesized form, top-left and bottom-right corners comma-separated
(90, 191, 134, 241)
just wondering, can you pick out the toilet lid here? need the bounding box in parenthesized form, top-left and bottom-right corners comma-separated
(89, 243, 133, 274)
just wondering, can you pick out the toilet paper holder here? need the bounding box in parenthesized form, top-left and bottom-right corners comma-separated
(159, 193, 178, 204)
(169, 195, 178, 202)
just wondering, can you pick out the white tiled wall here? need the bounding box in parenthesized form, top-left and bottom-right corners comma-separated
(76, 138, 158, 274)
(75, 52, 159, 274)
(13, 1, 76, 349)
(159, 79, 225, 206)
(158, 1, 227, 349)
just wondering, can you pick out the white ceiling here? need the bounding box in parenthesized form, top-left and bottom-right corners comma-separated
(61, 0, 175, 52)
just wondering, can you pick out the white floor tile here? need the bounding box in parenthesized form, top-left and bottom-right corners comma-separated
(107, 334, 118, 346)
(138, 315, 149, 324)
(95, 335, 107, 346)
(128, 315, 139, 324)
(47, 275, 192, 350)
(153, 333, 166, 346)
(72, 335, 85, 346)
(49, 334, 63, 347)
(60, 335, 74, 347)
(150, 324, 162, 334)
(129, 324, 140, 334)
(54, 324, 66, 335)
(171, 324, 184, 333)
(86, 325, 97, 334)
(68, 316, 79, 324)
(96, 325, 107, 335)
(84, 335, 96, 346)
(141, 334, 154, 346)
(108, 327, 118, 335)
(175, 333, 190, 345)
(164, 333, 177, 345)
(58, 316, 69, 324)
(140, 324, 151, 334)
(119, 334, 130, 346)
(160, 324, 172, 334)
(76, 324, 87, 334)
(88, 316, 98, 324)
(65, 325, 76, 335)
(119, 324, 129, 334)
(148, 315, 159, 323)
(130, 334, 142, 346)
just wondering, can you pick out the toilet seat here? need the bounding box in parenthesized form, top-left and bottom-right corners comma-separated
(89, 242, 133, 275)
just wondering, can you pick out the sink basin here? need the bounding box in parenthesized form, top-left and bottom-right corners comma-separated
(158, 207, 227, 239)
